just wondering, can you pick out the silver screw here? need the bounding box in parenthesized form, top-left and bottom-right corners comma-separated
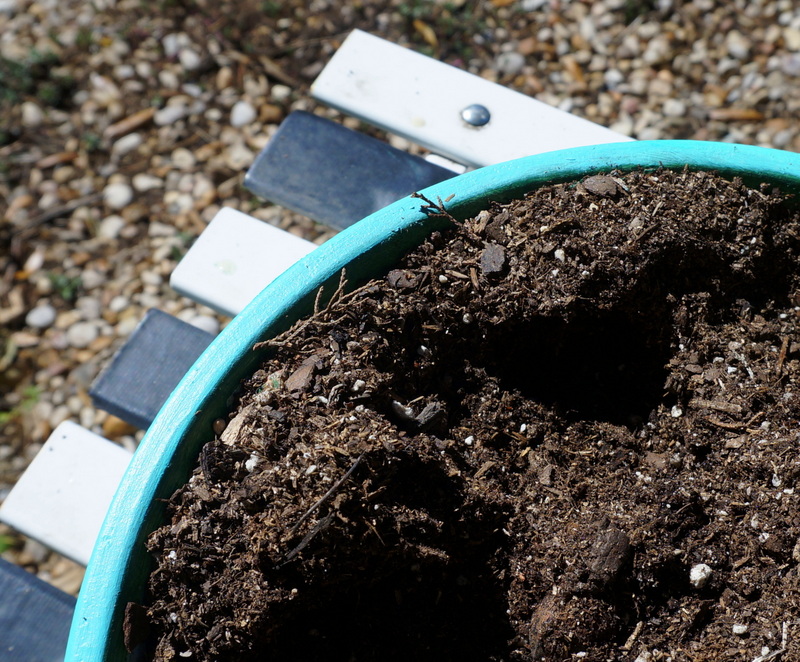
(461, 104, 491, 127)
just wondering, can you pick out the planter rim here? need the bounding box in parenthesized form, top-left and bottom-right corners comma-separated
(67, 140, 800, 661)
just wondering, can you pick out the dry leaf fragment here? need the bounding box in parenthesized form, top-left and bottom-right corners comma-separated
(413, 19, 438, 49)
(562, 55, 585, 85)
(36, 152, 78, 169)
(4, 193, 34, 221)
(103, 107, 156, 141)
(709, 108, 765, 121)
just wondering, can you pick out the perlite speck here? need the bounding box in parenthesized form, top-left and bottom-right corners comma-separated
(689, 563, 712, 588)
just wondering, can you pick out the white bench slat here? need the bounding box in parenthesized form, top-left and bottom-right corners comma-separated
(312, 30, 633, 168)
(170, 208, 317, 317)
(0, 421, 132, 566)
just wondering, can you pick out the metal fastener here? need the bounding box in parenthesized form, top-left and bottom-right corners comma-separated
(461, 104, 491, 127)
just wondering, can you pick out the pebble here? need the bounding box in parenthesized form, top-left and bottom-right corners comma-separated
(109, 295, 130, 313)
(732, 623, 748, 635)
(161, 33, 182, 58)
(205, 108, 223, 122)
(224, 142, 254, 170)
(785, 28, 800, 51)
(154, 104, 187, 126)
(111, 132, 142, 156)
(662, 98, 686, 117)
(98, 214, 126, 239)
(79, 406, 95, 428)
(114, 64, 135, 80)
(34, 275, 53, 295)
(76, 296, 102, 320)
(103, 183, 134, 210)
(90, 73, 122, 106)
(67, 395, 83, 415)
(192, 175, 216, 204)
(56, 309, 81, 330)
(23, 248, 44, 273)
(230, 100, 257, 128)
(182, 83, 203, 97)
(134, 61, 152, 78)
(140, 271, 162, 287)
(643, 34, 671, 65)
(66, 321, 99, 349)
(188, 315, 220, 335)
(132, 173, 164, 192)
(80, 269, 105, 291)
(610, 116, 634, 136)
(115, 316, 140, 337)
(638, 127, 663, 141)
(171, 147, 196, 170)
(31, 400, 54, 426)
(26, 304, 57, 329)
(22, 538, 50, 564)
(603, 68, 625, 90)
(136, 292, 162, 309)
(271, 84, 292, 101)
(781, 53, 800, 77)
(158, 70, 180, 90)
(21, 101, 44, 127)
(216, 66, 233, 90)
(178, 48, 202, 71)
(495, 51, 525, 76)
(148, 221, 176, 237)
(521, 0, 549, 9)
(49, 330, 69, 350)
(13, 330, 40, 347)
(726, 31, 751, 60)
(50, 404, 71, 427)
(164, 191, 194, 214)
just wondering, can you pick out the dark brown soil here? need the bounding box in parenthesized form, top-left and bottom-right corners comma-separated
(140, 169, 800, 662)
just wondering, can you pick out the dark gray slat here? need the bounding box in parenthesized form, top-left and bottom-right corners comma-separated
(244, 111, 458, 230)
(90, 309, 214, 429)
(0, 558, 75, 662)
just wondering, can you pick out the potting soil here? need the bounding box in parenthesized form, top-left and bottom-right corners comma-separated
(140, 169, 800, 661)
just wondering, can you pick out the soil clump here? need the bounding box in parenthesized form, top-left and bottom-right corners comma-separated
(141, 169, 800, 661)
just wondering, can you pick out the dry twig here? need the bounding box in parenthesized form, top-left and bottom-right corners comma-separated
(285, 453, 363, 539)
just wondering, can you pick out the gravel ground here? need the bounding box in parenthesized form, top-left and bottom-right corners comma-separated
(1, 0, 799, 596)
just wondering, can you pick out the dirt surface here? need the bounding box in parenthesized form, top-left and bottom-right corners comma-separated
(141, 169, 800, 661)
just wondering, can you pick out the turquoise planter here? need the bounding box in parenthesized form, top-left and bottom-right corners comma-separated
(66, 141, 800, 661)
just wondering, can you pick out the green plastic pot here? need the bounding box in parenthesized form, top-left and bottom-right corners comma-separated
(66, 141, 800, 661)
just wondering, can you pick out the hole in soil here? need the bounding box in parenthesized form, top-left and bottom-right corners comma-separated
(483, 310, 672, 426)
(256, 455, 515, 661)
(261, 554, 514, 661)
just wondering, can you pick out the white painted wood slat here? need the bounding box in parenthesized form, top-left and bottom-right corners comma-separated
(170, 208, 317, 317)
(0, 422, 132, 566)
(312, 30, 633, 168)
